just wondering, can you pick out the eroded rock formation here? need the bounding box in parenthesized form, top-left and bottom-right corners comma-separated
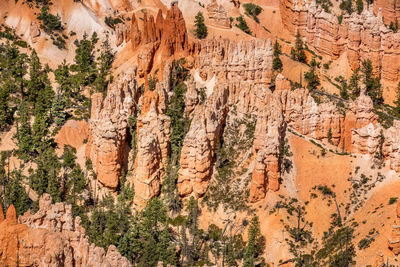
(373, 0, 400, 24)
(177, 38, 273, 198)
(207, 0, 230, 29)
(133, 65, 171, 206)
(86, 68, 139, 190)
(0, 195, 131, 267)
(131, 3, 189, 77)
(280, 0, 400, 82)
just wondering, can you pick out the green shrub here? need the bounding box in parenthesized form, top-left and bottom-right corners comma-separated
(235, 16, 252, 35)
(243, 3, 263, 23)
(389, 197, 398, 205)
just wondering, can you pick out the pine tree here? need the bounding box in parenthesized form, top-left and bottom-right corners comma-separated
(243, 215, 265, 267)
(72, 32, 97, 87)
(356, 0, 364, 14)
(0, 81, 12, 131)
(291, 32, 307, 63)
(4, 170, 31, 216)
(394, 82, 400, 115)
(304, 57, 320, 90)
(273, 40, 283, 72)
(15, 100, 33, 161)
(349, 68, 361, 99)
(194, 12, 208, 39)
(94, 34, 114, 93)
(361, 59, 382, 104)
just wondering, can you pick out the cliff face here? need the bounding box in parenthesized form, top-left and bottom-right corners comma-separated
(133, 63, 172, 206)
(86, 68, 140, 191)
(280, 0, 400, 82)
(0, 195, 130, 267)
(373, 0, 400, 24)
(177, 38, 273, 198)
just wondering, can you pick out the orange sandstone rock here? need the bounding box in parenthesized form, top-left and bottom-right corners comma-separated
(55, 120, 89, 150)
(86, 68, 140, 190)
(0, 194, 131, 266)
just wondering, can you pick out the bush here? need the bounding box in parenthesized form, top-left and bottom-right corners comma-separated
(105, 16, 123, 29)
(243, 3, 263, 23)
(358, 238, 372, 249)
(389, 197, 398, 205)
(235, 16, 252, 35)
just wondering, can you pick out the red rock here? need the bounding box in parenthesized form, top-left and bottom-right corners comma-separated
(0, 204, 3, 223)
(159, 3, 189, 58)
(131, 13, 141, 50)
(0, 194, 131, 266)
(55, 120, 89, 150)
(86, 68, 140, 190)
(6, 204, 17, 225)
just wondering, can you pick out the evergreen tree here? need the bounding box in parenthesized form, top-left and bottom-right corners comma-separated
(194, 12, 208, 39)
(243, 215, 265, 267)
(15, 100, 33, 161)
(304, 57, 320, 91)
(72, 32, 97, 87)
(94, 35, 114, 93)
(30, 145, 61, 202)
(349, 68, 361, 99)
(273, 40, 283, 72)
(118, 198, 176, 266)
(394, 82, 400, 115)
(291, 32, 307, 63)
(356, 0, 364, 14)
(4, 169, 31, 216)
(0, 81, 12, 131)
(361, 59, 382, 104)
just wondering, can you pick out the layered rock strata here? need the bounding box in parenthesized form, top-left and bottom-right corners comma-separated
(0, 194, 131, 267)
(280, 0, 400, 82)
(207, 0, 231, 29)
(177, 38, 273, 198)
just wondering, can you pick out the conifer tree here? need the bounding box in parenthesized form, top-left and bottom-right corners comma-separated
(94, 35, 114, 93)
(243, 215, 265, 267)
(194, 12, 208, 39)
(356, 0, 364, 14)
(273, 40, 283, 72)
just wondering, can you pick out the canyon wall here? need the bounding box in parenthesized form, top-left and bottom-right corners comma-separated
(280, 0, 400, 82)
(373, 0, 400, 24)
(85, 4, 400, 205)
(0, 194, 130, 267)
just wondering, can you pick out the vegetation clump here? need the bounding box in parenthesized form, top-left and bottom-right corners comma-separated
(235, 16, 252, 35)
(243, 3, 263, 23)
(194, 12, 208, 39)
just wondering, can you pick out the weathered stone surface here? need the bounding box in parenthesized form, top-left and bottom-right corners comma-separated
(177, 38, 273, 198)
(159, 3, 189, 58)
(133, 63, 171, 206)
(373, 0, 400, 25)
(0, 194, 131, 267)
(178, 83, 228, 197)
(389, 201, 400, 255)
(207, 0, 230, 29)
(116, 21, 131, 46)
(86, 68, 139, 190)
(55, 120, 89, 150)
(280, 0, 400, 83)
